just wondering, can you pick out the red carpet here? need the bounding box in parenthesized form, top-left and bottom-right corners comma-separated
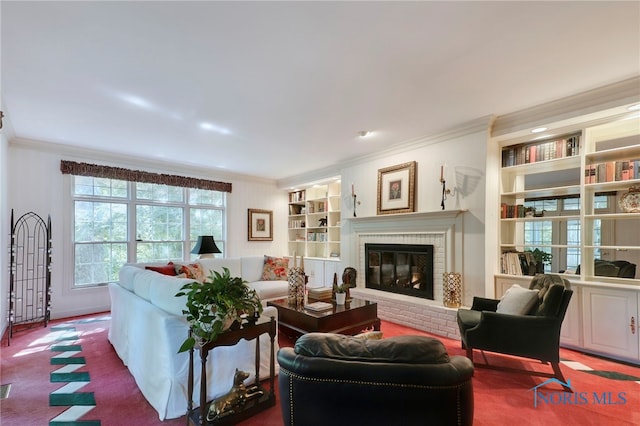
(1, 314, 639, 425)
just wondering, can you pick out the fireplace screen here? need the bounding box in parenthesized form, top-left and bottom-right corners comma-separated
(365, 243, 434, 300)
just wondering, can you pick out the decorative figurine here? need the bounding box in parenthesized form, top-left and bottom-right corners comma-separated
(342, 267, 357, 299)
(206, 369, 264, 421)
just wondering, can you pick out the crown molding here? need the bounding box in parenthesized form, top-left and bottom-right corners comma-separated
(491, 76, 640, 140)
(277, 115, 494, 189)
(9, 137, 276, 185)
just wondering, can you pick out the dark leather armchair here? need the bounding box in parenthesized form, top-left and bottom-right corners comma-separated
(576, 259, 636, 278)
(457, 274, 572, 389)
(277, 333, 474, 426)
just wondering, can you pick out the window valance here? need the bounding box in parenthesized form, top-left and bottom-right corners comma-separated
(60, 160, 232, 193)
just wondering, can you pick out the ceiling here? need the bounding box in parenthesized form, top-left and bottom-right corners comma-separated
(2, 1, 639, 183)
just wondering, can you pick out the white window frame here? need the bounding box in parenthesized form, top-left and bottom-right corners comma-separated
(69, 177, 226, 288)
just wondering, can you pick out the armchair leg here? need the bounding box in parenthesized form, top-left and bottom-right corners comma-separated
(552, 362, 572, 392)
(465, 347, 473, 361)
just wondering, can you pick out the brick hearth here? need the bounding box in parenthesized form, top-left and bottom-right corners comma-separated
(351, 287, 461, 340)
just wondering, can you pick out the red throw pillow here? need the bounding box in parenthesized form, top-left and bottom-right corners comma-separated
(145, 262, 177, 276)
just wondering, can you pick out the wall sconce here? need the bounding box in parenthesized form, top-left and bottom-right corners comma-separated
(440, 165, 452, 210)
(351, 183, 361, 217)
(191, 235, 221, 258)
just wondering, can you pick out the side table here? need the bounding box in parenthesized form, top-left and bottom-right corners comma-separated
(187, 316, 277, 425)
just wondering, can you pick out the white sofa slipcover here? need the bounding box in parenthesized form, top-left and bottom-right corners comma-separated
(108, 256, 288, 420)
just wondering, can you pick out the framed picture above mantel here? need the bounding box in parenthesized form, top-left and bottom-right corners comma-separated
(248, 209, 273, 241)
(377, 161, 417, 215)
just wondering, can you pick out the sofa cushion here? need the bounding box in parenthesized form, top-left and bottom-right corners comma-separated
(261, 255, 289, 280)
(241, 256, 267, 283)
(496, 284, 539, 315)
(249, 280, 289, 302)
(149, 275, 195, 316)
(145, 262, 177, 276)
(198, 258, 242, 280)
(119, 265, 144, 292)
(132, 269, 157, 301)
(294, 333, 450, 364)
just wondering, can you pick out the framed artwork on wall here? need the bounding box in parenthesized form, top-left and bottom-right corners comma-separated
(248, 209, 273, 241)
(377, 161, 417, 215)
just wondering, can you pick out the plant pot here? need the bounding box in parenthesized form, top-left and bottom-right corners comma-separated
(335, 292, 346, 305)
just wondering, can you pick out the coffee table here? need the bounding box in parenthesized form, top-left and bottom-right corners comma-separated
(267, 298, 380, 339)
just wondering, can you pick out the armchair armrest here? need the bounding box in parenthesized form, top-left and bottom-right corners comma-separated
(471, 297, 499, 312)
(466, 312, 562, 362)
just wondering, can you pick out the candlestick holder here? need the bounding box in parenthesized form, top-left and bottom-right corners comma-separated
(440, 178, 451, 210)
(352, 193, 358, 217)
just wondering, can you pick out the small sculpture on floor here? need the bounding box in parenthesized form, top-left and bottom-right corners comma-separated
(206, 368, 263, 421)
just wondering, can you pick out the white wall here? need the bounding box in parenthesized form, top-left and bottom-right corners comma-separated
(0, 118, 9, 336)
(337, 129, 488, 304)
(7, 140, 287, 319)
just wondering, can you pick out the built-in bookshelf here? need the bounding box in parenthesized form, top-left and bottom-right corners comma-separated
(287, 180, 341, 259)
(498, 116, 640, 284)
(494, 106, 640, 364)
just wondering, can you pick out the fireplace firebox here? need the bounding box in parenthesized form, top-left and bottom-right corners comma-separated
(365, 243, 434, 300)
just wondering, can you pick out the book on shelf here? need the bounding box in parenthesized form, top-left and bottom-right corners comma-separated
(500, 203, 529, 219)
(586, 159, 640, 183)
(500, 251, 537, 276)
(289, 190, 306, 203)
(289, 204, 303, 215)
(501, 135, 580, 167)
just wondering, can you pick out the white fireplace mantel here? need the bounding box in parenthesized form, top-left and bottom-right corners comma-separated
(342, 210, 466, 294)
(345, 210, 465, 232)
(340, 210, 467, 338)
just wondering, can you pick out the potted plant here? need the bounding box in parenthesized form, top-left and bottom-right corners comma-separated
(175, 267, 263, 353)
(527, 248, 552, 273)
(335, 283, 347, 305)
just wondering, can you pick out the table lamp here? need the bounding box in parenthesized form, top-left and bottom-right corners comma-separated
(191, 235, 221, 258)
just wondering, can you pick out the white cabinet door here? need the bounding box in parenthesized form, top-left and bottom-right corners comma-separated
(494, 276, 531, 298)
(582, 286, 639, 360)
(305, 259, 342, 288)
(324, 259, 341, 287)
(560, 287, 582, 348)
(304, 259, 324, 287)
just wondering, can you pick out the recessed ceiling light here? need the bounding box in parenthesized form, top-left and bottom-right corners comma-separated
(199, 122, 232, 135)
(357, 130, 372, 138)
(531, 127, 547, 133)
(627, 104, 640, 111)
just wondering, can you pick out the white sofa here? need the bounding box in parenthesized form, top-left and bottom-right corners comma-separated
(108, 256, 289, 420)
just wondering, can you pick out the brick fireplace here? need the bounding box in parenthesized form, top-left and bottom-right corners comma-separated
(343, 210, 465, 339)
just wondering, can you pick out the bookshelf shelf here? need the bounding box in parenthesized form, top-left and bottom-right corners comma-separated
(287, 180, 341, 260)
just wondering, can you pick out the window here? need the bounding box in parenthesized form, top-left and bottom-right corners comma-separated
(523, 195, 610, 273)
(72, 177, 226, 287)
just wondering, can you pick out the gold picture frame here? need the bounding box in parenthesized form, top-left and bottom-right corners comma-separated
(377, 161, 417, 215)
(248, 209, 273, 241)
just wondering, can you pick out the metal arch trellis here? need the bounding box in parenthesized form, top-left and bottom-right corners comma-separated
(8, 209, 52, 345)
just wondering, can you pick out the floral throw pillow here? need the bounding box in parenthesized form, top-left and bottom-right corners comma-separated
(261, 256, 289, 281)
(176, 262, 206, 282)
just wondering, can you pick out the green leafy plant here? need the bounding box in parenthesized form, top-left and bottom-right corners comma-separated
(528, 248, 552, 265)
(175, 267, 263, 353)
(335, 283, 348, 293)
(527, 248, 552, 273)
